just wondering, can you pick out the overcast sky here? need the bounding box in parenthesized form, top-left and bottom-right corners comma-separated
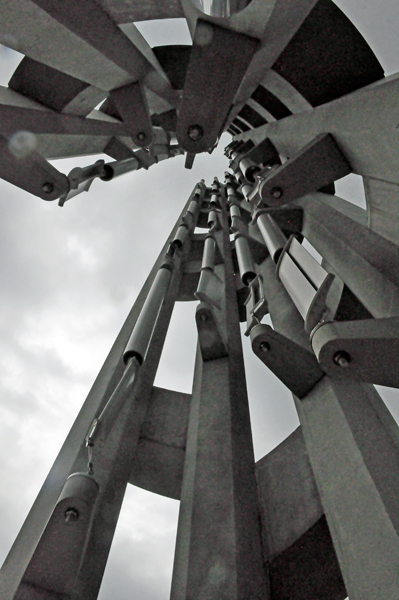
(0, 2, 398, 599)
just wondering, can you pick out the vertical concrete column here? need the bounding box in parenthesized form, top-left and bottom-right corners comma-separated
(259, 256, 399, 600)
(170, 190, 269, 600)
(0, 185, 203, 600)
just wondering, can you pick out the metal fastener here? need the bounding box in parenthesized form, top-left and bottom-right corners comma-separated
(65, 508, 80, 523)
(270, 187, 283, 199)
(42, 182, 54, 194)
(260, 342, 270, 352)
(188, 125, 203, 142)
(333, 350, 351, 368)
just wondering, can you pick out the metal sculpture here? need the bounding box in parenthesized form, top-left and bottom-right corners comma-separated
(0, 0, 399, 599)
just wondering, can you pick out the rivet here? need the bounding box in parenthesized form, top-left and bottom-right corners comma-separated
(188, 125, 203, 142)
(333, 350, 351, 368)
(65, 508, 79, 523)
(200, 313, 208, 321)
(42, 182, 54, 194)
(137, 131, 146, 142)
(260, 342, 270, 352)
(270, 187, 283, 199)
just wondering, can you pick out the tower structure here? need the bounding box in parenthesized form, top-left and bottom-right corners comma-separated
(1, 1, 399, 599)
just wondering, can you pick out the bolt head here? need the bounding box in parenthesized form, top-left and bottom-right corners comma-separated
(270, 187, 283, 199)
(137, 131, 146, 142)
(187, 125, 203, 142)
(260, 342, 270, 353)
(333, 350, 351, 368)
(42, 182, 54, 194)
(200, 313, 208, 321)
(65, 508, 79, 523)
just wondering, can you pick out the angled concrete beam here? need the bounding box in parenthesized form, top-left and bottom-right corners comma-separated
(110, 81, 153, 147)
(237, 74, 399, 185)
(0, 104, 126, 137)
(2, 0, 178, 106)
(258, 134, 351, 206)
(0, 135, 68, 200)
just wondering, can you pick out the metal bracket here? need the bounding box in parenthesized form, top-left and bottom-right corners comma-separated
(312, 317, 399, 388)
(258, 133, 351, 206)
(250, 324, 324, 398)
(244, 275, 268, 335)
(196, 303, 228, 361)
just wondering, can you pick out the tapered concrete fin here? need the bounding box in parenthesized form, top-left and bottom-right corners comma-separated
(0, 104, 126, 137)
(195, 302, 228, 361)
(110, 81, 153, 147)
(0, 136, 68, 201)
(176, 20, 258, 153)
(250, 323, 324, 398)
(195, 269, 224, 310)
(312, 317, 399, 388)
(258, 133, 351, 206)
(103, 136, 136, 160)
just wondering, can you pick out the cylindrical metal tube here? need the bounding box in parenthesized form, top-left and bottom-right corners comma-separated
(202, 236, 216, 270)
(194, 185, 202, 199)
(187, 199, 200, 219)
(256, 213, 287, 263)
(239, 157, 261, 183)
(123, 264, 173, 365)
(208, 210, 218, 229)
(172, 223, 189, 248)
(210, 193, 218, 205)
(235, 233, 256, 286)
(230, 204, 241, 219)
(101, 157, 140, 181)
(241, 183, 252, 200)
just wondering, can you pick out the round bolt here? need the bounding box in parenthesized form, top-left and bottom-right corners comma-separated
(137, 131, 147, 142)
(42, 182, 54, 194)
(65, 508, 79, 523)
(200, 313, 208, 321)
(259, 342, 270, 353)
(270, 187, 283, 199)
(333, 350, 351, 368)
(187, 125, 203, 142)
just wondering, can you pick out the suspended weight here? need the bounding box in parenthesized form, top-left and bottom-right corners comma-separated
(20, 473, 99, 596)
(239, 157, 261, 183)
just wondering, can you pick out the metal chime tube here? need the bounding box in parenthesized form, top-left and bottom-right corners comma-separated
(239, 182, 252, 201)
(234, 233, 256, 285)
(256, 212, 287, 263)
(208, 194, 218, 228)
(239, 157, 261, 182)
(101, 157, 140, 180)
(202, 235, 216, 270)
(123, 262, 174, 365)
(172, 223, 189, 248)
(230, 204, 241, 219)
